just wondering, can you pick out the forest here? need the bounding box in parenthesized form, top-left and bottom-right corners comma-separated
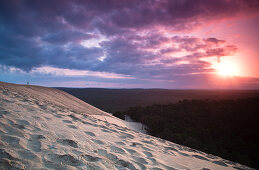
(58, 88, 259, 112)
(114, 97, 259, 168)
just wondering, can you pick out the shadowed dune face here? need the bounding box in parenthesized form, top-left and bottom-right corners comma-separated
(0, 82, 252, 169)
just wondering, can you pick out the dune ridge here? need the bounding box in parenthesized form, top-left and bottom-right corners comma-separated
(0, 82, 111, 116)
(0, 82, 252, 169)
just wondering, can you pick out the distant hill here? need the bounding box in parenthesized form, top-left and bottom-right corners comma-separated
(57, 88, 259, 113)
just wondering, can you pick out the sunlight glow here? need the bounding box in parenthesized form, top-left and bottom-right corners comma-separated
(214, 59, 240, 77)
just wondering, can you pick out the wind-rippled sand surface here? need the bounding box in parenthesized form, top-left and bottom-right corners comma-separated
(0, 82, 252, 169)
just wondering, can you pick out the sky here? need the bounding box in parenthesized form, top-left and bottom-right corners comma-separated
(0, 0, 259, 89)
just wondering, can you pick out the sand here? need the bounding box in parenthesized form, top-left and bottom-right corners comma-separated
(0, 81, 252, 169)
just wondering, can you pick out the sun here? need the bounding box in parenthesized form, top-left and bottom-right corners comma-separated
(214, 60, 240, 77)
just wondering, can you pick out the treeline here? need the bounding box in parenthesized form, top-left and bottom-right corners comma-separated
(114, 97, 259, 168)
(57, 88, 259, 113)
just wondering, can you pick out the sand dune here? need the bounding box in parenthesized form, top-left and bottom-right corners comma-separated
(0, 82, 251, 169)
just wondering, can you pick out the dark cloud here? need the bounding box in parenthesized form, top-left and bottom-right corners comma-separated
(205, 38, 226, 44)
(42, 31, 95, 44)
(1, 0, 258, 37)
(205, 45, 237, 62)
(108, 0, 259, 31)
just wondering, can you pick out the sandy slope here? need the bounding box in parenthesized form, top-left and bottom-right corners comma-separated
(0, 82, 252, 169)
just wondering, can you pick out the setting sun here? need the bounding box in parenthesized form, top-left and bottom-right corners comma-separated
(214, 59, 240, 77)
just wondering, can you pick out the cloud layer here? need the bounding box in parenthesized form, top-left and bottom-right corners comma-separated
(0, 0, 259, 88)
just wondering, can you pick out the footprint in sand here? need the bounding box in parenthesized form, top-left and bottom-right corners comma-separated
(47, 153, 82, 166)
(62, 120, 72, 123)
(27, 139, 41, 152)
(82, 121, 99, 127)
(115, 141, 126, 146)
(44, 116, 52, 120)
(32, 116, 44, 121)
(125, 148, 137, 155)
(104, 122, 111, 127)
(2, 140, 25, 167)
(110, 145, 125, 154)
(151, 168, 163, 170)
(164, 146, 178, 152)
(15, 119, 30, 126)
(85, 131, 96, 137)
(27, 134, 44, 152)
(212, 160, 228, 167)
(35, 134, 45, 140)
(57, 139, 78, 148)
(101, 129, 112, 133)
(106, 153, 118, 161)
(206, 154, 218, 160)
(130, 142, 143, 147)
(82, 154, 102, 162)
(97, 149, 107, 156)
(178, 152, 190, 157)
(97, 149, 119, 162)
(0, 149, 17, 160)
(100, 125, 118, 133)
(1, 135, 20, 147)
(67, 124, 77, 129)
(0, 129, 5, 135)
(99, 125, 108, 129)
(192, 155, 210, 161)
(0, 122, 24, 137)
(7, 119, 26, 130)
(108, 129, 118, 133)
(54, 114, 63, 118)
(18, 150, 38, 160)
(147, 157, 158, 164)
(142, 146, 153, 151)
(143, 151, 153, 157)
(119, 132, 135, 139)
(132, 156, 148, 164)
(14, 123, 25, 130)
(116, 159, 137, 169)
(0, 110, 10, 116)
(68, 114, 80, 121)
(134, 162, 146, 170)
(142, 140, 154, 145)
(93, 139, 104, 145)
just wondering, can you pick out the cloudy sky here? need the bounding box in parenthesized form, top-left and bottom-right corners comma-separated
(1, 0, 259, 89)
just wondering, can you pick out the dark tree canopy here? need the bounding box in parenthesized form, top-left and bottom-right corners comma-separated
(114, 98, 259, 168)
